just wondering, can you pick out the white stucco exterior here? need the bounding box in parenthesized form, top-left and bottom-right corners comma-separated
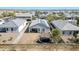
(29, 24, 50, 33)
(29, 19, 50, 33)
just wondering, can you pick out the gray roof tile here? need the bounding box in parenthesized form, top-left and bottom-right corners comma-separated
(0, 18, 26, 28)
(29, 19, 49, 28)
(52, 20, 79, 31)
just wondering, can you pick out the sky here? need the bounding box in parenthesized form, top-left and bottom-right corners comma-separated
(0, 0, 79, 7)
(0, 7, 79, 10)
(0, 0, 79, 10)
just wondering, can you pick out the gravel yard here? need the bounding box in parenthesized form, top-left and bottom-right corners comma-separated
(0, 33, 18, 44)
(18, 33, 40, 44)
(0, 44, 79, 51)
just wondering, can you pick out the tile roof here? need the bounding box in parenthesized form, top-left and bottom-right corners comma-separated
(52, 20, 79, 31)
(62, 23, 79, 31)
(29, 19, 49, 28)
(0, 18, 26, 28)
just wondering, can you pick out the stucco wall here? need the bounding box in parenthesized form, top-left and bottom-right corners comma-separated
(29, 24, 50, 33)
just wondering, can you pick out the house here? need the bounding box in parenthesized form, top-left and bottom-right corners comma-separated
(66, 20, 77, 25)
(30, 11, 36, 16)
(39, 14, 48, 19)
(16, 13, 32, 22)
(0, 18, 27, 32)
(29, 19, 50, 33)
(51, 20, 79, 35)
(64, 13, 79, 20)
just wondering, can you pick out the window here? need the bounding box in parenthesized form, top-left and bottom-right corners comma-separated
(6, 28, 8, 31)
(37, 28, 40, 32)
(11, 28, 13, 31)
(42, 29, 45, 32)
(63, 31, 65, 34)
(69, 31, 72, 35)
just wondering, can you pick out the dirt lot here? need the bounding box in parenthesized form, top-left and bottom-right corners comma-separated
(0, 33, 18, 44)
(0, 44, 79, 51)
(18, 33, 40, 44)
(0, 33, 79, 51)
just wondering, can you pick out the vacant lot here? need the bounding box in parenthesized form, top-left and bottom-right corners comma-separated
(18, 33, 40, 44)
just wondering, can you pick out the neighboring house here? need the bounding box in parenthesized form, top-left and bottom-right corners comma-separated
(0, 18, 27, 32)
(66, 20, 77, 25)
(64, 13, 77, 20)
(30, 11, 36, 16)
(16, 13, 32, 21)
(51, 20, 79, 35)
(39, 14, 48, 19)
(29, 19, 50, 33)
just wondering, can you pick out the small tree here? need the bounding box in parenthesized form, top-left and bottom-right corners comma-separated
(47, 15, 55, 22)
(2, 12, 7, 17)
(8, 12, 15, 17)
(52, 29, 60, 37)
(52, 29, 60, 43)
(0, 15, 3, 18)
(73, 31, 77, 38)
(2, 12, 15, 17)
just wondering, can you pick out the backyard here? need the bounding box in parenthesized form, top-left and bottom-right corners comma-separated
(18, 33, 40, 44)
(0, 44, 79, 51)
(0, 33, 18, 44)
(0, 33, 79, 51)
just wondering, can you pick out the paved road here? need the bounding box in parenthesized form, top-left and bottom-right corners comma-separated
(12, 24, 29, 44)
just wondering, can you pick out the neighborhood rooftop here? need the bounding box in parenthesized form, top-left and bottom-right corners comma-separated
(0, 18, 26, 28)
(16, 13, 32, 17)
(29, 19, 49, 28)
(51, 20, 79, 31)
